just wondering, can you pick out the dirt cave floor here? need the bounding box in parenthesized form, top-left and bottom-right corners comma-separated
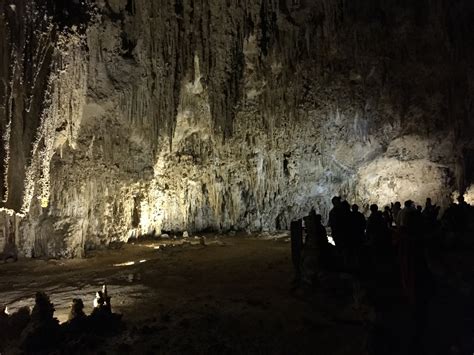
(0, 234, 368, 354)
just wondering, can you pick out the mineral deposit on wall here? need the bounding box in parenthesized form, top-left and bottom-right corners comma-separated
(1, 0, 473, 257)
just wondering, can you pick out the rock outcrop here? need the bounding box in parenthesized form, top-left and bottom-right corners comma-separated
(1, 0, 473, 257)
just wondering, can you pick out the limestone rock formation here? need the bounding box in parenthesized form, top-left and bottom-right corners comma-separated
(0, 0, 473, 257)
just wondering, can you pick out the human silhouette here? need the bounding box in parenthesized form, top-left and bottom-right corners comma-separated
(366, 204, 386, 246)
(328, 196, 343, 248)
(455, 195, 469, 233)
(422, 197, 440, 231)
(423, 197, 433, 213)
(398, 200, 423, 306)
(290, 219, 303, 284)
(350, 204, 366, 246)
(302, 210, 321, 285)
(345, 204, 365, 269)
(397, 200, 416, 231)
(340, 200, 352, 246)
(304, 208, 318, 248)
(382, 205, 393, 229)
(392, 201, 401, 227)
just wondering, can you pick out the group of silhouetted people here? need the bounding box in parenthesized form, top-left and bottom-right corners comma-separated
(290, 195, 472, 296)
(290, 194, 473, 354)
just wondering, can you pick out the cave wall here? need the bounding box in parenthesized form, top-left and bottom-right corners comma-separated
(1, 0, 474, 257)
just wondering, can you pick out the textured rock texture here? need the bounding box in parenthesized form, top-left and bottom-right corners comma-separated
(1, 0, 474, 257)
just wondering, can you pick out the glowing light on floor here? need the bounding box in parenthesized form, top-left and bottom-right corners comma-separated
(113, 261, 135, 267)
(113, 259, 148, 267)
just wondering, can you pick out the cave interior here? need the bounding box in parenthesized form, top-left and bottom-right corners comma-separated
(0, 0, 474, 354)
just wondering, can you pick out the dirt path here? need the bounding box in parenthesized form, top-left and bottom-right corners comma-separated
(0, 236, 367, 354)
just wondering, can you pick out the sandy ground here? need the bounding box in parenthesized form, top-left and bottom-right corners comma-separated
(0, 235, 367, 354)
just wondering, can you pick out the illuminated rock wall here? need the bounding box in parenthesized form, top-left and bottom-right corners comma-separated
(1, 1, 474, 257)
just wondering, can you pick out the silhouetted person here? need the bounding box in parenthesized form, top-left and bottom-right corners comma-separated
(366, 204, 386, 245)
(457, 194, 468, 207)
(347, 204, 366, 270)
(351, 204, 366, 246)
(392, 201, 401, 227)
(314, 213, 328, 247)
(314, 213, 331, 269)
(304, 209, 318, 248)
(328, 196, 343, 248)
(68, 299, 86, 322)
(340, 200, 352, 247)
(455, 195, 469, 234)
(22, 292, 60, 353)
(442, 202, 457, 226)
(400, 201, 434, 352)
(397, 200, 416, 231)
(367, 204, 392, 265)
(423, 197, 433, 213)
(398, 200, 424, 306)
(92, 284, 112, 316)
(290, 219, 303, 284)
(416, 205, 422, 215)
(382, 205, 393, 229)
(302, 210, 321, 284)
(422, 197, 439, 231)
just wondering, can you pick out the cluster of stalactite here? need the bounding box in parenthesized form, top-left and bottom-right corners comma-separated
(113, 0, 355, 141)
(1, 0, 474, 257)
(0, 1, 88, 214)
(0, 1, 55, 211)
(2, 0, 474, 210)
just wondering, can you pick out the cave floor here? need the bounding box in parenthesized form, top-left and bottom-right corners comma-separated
(0, 235, 367, 354)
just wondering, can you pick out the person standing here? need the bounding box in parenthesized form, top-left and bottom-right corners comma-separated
(290, 219, 303, 285)
(328, 196, 343, 248)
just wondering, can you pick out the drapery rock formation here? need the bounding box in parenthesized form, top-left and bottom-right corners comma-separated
(1, 0, 473, 257)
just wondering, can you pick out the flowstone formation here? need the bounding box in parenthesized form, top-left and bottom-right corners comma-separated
(1, 0, 473, 257)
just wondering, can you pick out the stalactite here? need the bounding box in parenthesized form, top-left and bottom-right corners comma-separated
(22, 35, 88, 213)
(0, 0, 472, 257)
(0, 1, 57, 211)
